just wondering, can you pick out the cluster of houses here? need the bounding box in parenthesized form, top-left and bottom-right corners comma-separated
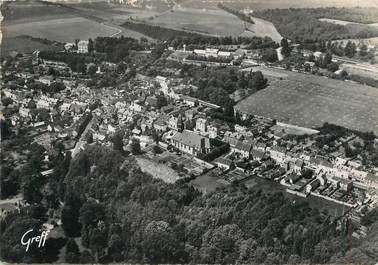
(2, 46, 378, 213)
(127, 75, 378, 199)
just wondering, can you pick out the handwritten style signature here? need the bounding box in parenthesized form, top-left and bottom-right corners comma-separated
(21, 229, 50, 252)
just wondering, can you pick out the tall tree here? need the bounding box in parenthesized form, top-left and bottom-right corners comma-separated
(112, 131, 124, 152)
(88, 38, 94, 53)
(345, 41, 356, 58)
(65, 238, 80, 263)
(280, 38, 291, 57)
(61, 191, 82, 237)
(130, 138, 141, 155)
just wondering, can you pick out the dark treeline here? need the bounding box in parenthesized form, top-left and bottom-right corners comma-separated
(349, 74, 378, 88)
(217, 3, 254, 24)
(186, 54, 232, 64)
(305, 7, 378, 24)
(301, 39, 372, 59)
(39, 51, 94, 73)
(94, 36, 146, 62)
(0, 144, 359, 263)
(184, 67, 268, 117)
(253, 8, 378, 42)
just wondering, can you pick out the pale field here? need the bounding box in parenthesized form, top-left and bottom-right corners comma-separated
(131, 6, 282, 40)
(1, 36, 63, 56)
(341, 63, 378, 80)
(142, 7, 247, 36)
(236, 67, 378, 134)
(241, 16, 282, 42)
(2, 17, 121, 43)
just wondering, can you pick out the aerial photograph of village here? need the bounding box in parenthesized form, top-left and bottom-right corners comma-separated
(0, 0, 378, 264)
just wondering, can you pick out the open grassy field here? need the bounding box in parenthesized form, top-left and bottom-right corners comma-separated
(132, 5, 282, 41)
(235, 67, 378, 135)
(140, 7, 247, 36)
(1, 36, 63, 56)
(0, 0, 153, 55)
(240, 16, 282, 42)
(1, 1, 75, 24)
(3, 17, 120, 43)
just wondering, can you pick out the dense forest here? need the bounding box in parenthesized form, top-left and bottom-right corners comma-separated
(2, 144, 376, 264)
(181, 66, 268, 117)
(93, 36, 146, 62)
(253, 8, 378, 42)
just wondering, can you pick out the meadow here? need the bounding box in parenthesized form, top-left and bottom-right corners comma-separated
(1, 36, 63, 56)
(140, 7, 247, 36)
(235, 67, 378, 135)
(0, 0, 152, 55)
(3, 17, 120, 43)
(1, 1, 75, 23)
(131, 5, 282, 41)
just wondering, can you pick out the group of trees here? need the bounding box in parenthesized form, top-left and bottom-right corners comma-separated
(39, 36, 143, 74)
(29, 81, 66, 94)
(280, 38, 291, 58)
(189, 67, 267, 116)
(247, 36, 279, 50)
(186, 54, 232, 64)
(312, 52, 339, 72)
(348, 74, 378, 88)
(261, 48, 278, 62)
(253, 8, 378, 43)
(1, 141, 377, 263)
(302, 39, 372, 61)
(93, 36, 145, 63)
(39, 51, 91, 73)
